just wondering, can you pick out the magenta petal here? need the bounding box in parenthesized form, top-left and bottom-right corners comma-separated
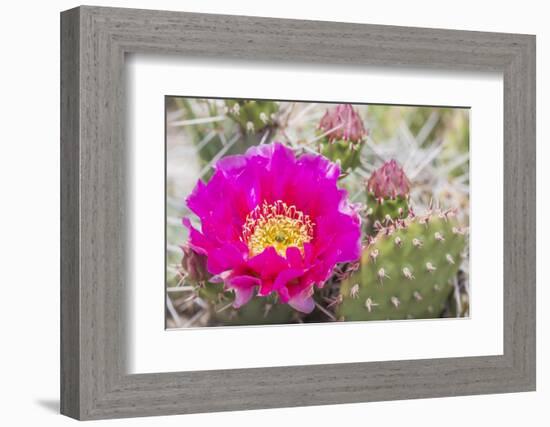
(182, 218, 214, 255)
(245, 142, 279, 159)
(247, 247, 288, 278)
(215, 152, 247, 173)
(257, 281, 275, 297)
(277, 286, 290, 303)
(185, 181, 212, 219)
(207, 243, 245, 275)
(298, 152, 341, 183)
(285, 246, 303, 269)
(273, 268, 304, 292)
(268, 144, 296, 200)
(288, 289, 315, 313)
(228, 275, 260, 308)
(232, 287, 254, 308)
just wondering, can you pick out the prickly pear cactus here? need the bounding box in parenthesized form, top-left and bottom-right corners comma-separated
(317, 104, 367, 172)
(366, 160, 411, 230)
(338, 211, 467, 321)
(225, 99, 279, 133)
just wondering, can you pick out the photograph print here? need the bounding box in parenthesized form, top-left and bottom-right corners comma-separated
(165, 97, 470, 328)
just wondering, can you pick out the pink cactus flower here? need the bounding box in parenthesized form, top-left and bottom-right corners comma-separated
(184, 143, 361, 313)
(367, 159, 411, 200)
(318, 104, 367, 144)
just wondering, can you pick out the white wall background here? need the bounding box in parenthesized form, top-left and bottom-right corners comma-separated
(0, 0, 546, 425)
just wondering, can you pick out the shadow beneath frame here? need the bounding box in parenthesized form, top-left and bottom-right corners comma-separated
(35, 399, 59, 414)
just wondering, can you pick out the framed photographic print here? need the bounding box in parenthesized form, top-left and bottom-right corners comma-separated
(61, 6, 536, 420)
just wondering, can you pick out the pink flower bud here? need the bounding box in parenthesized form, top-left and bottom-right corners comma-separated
(367, 159, 410, 199)
(319, 104, 367, 144)
(181, 245, 209, 284)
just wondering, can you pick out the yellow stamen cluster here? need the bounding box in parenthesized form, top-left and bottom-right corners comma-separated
(242, 200, 314, 257)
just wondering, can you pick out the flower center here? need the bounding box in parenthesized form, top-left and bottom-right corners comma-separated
(242, 200, 314, 257)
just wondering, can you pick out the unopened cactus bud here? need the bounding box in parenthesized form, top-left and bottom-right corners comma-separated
(365, 159, 411, 233)
(367, 159, 410, 200)
(319, 104, 367, 144)
(181, 245, 209, 285)
(318, 104, 367, 172)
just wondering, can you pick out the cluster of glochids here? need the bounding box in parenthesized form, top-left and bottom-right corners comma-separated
(179, 102, 467, 324)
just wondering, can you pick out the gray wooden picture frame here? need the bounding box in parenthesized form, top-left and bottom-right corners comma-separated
(60, 5, 536, 421)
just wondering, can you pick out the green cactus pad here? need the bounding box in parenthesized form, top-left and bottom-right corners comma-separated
(225, 99, 279, 133)
(319, 139, 362, 172)
(218, 297, 296, 326)
(338, 212, 466, 321)
(198, 282, 295, 326)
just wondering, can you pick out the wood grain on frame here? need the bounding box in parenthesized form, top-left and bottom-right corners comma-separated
(60, 6, 536, 420)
